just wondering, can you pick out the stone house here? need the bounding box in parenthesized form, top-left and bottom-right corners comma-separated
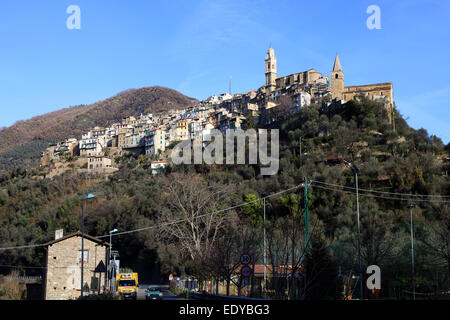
(87, 155, 114, 173)
(43, 231, 110, 300)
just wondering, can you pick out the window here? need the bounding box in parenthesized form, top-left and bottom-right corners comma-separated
(335, 74, 339, 79)
(119, 280, 136, 287)
(78, 250, 89, 263)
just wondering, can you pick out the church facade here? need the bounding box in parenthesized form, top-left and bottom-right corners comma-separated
(261, 47, 394, 122)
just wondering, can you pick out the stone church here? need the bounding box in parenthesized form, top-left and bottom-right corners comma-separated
(262, 47, 394, 121)
(330, 54, 394, 120)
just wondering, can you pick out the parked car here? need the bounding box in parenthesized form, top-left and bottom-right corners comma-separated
(146, 285, 163, 300)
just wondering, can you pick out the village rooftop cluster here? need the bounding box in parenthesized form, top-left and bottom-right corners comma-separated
(40, 48, 394, 176)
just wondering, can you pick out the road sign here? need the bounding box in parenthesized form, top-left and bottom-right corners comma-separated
(240, 252, 252, 266)
(240, 265, 253, 278)
(94, 260, 107, 273)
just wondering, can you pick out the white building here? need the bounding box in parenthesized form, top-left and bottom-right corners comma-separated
(145, 129, 166, 155)
(79, 138, 102, 157)
(151, 160, 168, 175)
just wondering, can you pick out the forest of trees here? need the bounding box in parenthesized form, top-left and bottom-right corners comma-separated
(0, 96, 449, 299)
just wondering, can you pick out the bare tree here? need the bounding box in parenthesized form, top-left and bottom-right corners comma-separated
(422, 205, 450, 275)
(266, 192, 310, 300)
(265, 193, 334, 300)
(0, 270, 26, 300)
(157, 172, 236, 275)
(206, 220, 262, 296)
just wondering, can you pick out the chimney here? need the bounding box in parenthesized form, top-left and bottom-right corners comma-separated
(55, 229, 63, 240)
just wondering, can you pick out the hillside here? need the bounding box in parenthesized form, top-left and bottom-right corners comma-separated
(0, 97, 449, 297)
(0, 86, 197, 169)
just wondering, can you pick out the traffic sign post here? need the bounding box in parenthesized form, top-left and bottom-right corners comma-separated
(238, 252, 253, 297)
(240, 252, 252, 266)
(240, 265, 253, 278)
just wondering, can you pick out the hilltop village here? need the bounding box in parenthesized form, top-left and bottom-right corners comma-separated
(40, 47, 394, 176)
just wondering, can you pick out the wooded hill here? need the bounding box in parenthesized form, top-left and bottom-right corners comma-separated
(0, 86, 197, 170)
(0, 96, 449, 299)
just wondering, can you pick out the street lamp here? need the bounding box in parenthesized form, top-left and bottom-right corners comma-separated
(109, 229, 118, 291)
(344, 160, 363, 300)
(407, 203, 416, 300)
(261, 192, 267, 298)
(80, 193, 95, 297)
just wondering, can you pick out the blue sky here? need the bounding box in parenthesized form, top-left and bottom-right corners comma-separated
(0, 0, 449, 143)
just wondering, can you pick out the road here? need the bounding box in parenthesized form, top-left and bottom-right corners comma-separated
(137, 284, 185, 300)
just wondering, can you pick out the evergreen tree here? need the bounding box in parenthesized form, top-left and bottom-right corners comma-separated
(304, 234, 340, 300)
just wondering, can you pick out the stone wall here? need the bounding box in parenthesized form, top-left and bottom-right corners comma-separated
(276, 69, 323, 89)
(343, 83, 393, 105)
(343, 83, 394, 122)
(45, 236, 108, 300)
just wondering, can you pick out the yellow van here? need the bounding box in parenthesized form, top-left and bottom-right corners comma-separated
(116, 273, 139, 300)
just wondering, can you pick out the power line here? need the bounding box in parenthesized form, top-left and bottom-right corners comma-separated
(310, 182, 450, 203)
(0, 183, 306, 249)
(310, 183, 447, 202)
(403, 289, 450, 296)
(96, 183, 306, 239)
(310, 179, 450, 198)
(2, 179, 447, 251)
(0, 243, 46, 251)
(0, 265, 91, 270)
(0, 265, 45, 269)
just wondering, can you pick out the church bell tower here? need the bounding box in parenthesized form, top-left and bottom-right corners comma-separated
(331, 54, 344, 100)
(265, 47, 277, 92)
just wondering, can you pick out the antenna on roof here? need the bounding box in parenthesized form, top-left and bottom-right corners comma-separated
(229, 76, 232, 95)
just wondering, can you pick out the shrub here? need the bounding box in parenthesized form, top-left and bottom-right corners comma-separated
(0, 271, 26, 300)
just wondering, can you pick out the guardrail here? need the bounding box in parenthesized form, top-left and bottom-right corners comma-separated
(4, 276, 42, 284)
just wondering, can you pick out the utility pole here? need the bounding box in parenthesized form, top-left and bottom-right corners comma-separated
(109, 229, 118, 291)
(407, 204, 416, 300)
(80, 193, 95, 297)
(304, 177, 309, 253)
(262, 192, 267, 298)
(113, 253, 117, 292)
(353, 166, 363, 300)
(299, 137, 302, 168)
(343, 160, 363, 299)
(81, 200, 85, 297)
